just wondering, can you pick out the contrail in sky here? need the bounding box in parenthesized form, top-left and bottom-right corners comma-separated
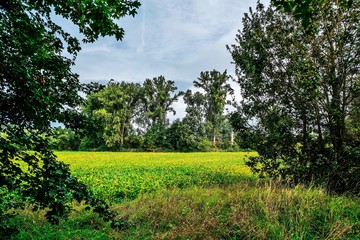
(139, 0, 146, 53)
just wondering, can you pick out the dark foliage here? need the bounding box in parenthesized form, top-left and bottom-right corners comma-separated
(0, 0, 141, 234)
(228, 2, 360, 193)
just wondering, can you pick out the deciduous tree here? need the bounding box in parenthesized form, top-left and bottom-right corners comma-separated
(142, 75, 183, 128)
(193, 70, 233, 145)
(228, 2, 360, 192)
(85, 80, 143, 148)
(183, 90, 207, 141)
(0, 0, 141, 230)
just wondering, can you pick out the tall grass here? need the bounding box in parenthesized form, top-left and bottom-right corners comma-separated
(112, 181, 359, 239)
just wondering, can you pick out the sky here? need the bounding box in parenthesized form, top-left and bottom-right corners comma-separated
(64, 0, 269, 120)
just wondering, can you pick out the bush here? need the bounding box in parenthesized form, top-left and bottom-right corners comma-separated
(197, 139, 212, 152)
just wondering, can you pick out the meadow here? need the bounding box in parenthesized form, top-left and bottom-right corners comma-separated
(7, 152, 360, 239)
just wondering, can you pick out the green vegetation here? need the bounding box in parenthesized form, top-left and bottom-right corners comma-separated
(5, 152, 360, 240)
(1, 0, 359, 238)
(193, 70, 234, 145)
(228, 1, 360, 193)
(73, 72, 235, 152)
(57, 152, 254, 202)
(272, 0, 354, 29)
(0, 0, 141, 231)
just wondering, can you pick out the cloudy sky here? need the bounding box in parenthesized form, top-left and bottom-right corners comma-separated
(66, 0, 269, 119)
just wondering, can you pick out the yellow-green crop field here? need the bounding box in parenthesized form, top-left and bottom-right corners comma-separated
(56, 151, 257, 202)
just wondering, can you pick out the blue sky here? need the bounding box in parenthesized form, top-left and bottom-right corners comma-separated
(66, 0, 269, 119)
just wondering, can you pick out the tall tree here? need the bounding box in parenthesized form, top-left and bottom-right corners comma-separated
(142, 75, 183, 128)
(85, 80, 142, 148)
(228, 2, 360, 192)
(183, 90, 207, 141)
(0, 0, 141, 227)
(193, 70, 233, 145)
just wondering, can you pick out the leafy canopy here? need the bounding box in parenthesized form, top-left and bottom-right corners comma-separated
(271, 0, 354, 29)
(193, 70, 233, 144)
(84, 80, 143, 148)
(142, 75, 183, 127)
(0, 0, 141, 230)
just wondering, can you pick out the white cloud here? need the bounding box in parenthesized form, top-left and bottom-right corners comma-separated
(66, 0, 269, 118)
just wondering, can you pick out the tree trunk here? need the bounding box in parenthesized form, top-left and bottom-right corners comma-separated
(212, 128, 216, 146)
(120, 124, 124, 146)
(329, 95, 345, 163)
(230, 130, 234, 146)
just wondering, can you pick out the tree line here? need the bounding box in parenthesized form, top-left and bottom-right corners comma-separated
(51, 71, 239, 152)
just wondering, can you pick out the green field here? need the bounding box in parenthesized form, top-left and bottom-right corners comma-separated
(57, 152, 256, 202)
(8, 152, 360, 240)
